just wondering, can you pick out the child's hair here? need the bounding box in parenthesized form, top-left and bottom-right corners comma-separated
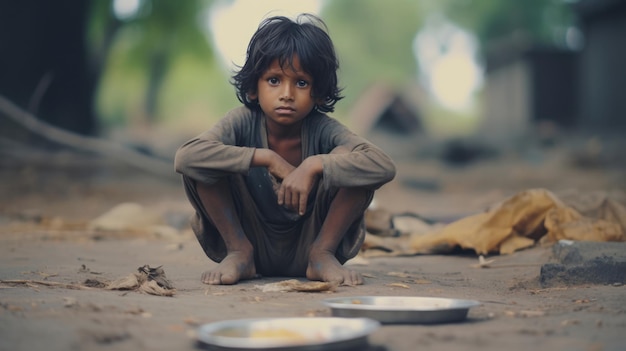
(231, 14, 343, 113)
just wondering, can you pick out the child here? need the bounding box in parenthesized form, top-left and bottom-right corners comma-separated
(174, 14, 395, 286)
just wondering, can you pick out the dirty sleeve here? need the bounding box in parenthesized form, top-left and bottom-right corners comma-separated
(309, 115, 396, 190)
(173, 107, 257, 185)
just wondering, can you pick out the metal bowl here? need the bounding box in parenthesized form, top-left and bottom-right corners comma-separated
(196, 317, 380, 351)
(323, 296, 481, 324)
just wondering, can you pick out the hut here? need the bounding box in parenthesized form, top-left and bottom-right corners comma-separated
(480, 38, 579, 145)
(574, 0, 626, 131)
(480, 0, 626, 145)
(348, 83, 427, 159)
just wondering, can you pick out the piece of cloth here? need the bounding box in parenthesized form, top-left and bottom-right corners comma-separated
(361, 189, 626, 257)
(175, 106, 395, 275)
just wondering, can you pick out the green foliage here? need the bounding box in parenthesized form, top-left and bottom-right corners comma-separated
(126, 0, 213, 62)
(88, 0, 224, 129)
(322, 0, 423, 111)
(442, 0, 575, 53)
(158, 52, 238, 131)
(89, 0, 576, 133)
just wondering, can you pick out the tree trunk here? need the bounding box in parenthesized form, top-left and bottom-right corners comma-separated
(0, 0, 97, 136)
(143, 49, 169, 125)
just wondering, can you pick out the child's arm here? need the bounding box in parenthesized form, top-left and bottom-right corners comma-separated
(271, 116, 397, 215)
(250, 148, 295, 181)
(251, 148, 321, 216)
(320, 141, 396, 189)
(174, 108, 257, 184)
(316, 119, 396, 190)
(277, 155, 323, 215)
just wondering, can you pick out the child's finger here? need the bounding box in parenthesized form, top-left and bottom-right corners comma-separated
(283, 190, 293, 209)
(289, 192, 299, 212)
(298, 195, 307, 216)
(277, 185, 285, 205)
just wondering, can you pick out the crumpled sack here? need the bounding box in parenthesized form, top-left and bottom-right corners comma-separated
(363, 189, 626, 256)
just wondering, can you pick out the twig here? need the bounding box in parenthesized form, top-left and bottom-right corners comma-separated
(28, 72, 54, 115)
(0, 279, 93, 290)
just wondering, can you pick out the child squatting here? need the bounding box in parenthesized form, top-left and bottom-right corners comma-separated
(174, 14, 396, 286)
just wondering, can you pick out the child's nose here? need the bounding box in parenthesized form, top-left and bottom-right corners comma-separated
(280, 84, 294, 101)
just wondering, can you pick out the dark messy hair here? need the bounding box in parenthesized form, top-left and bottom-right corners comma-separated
(231, 14, 343, 113)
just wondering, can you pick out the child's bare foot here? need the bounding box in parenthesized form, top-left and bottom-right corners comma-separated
(306, 249, 363, 286)
(201, 251, 256, 285)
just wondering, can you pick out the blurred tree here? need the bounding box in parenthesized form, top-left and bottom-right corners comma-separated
(0, 0, 214, 136)
(94, 0, 213, 125)
(0, 0, 96, 135)
(442, 0, 575, 55)
(321, 0, 423, 108)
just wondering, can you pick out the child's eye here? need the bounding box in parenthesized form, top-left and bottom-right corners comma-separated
(267, 77, 279, 85)
(296, 80, 309, 88)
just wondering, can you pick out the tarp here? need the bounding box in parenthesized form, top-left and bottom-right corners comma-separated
(362, 189, 626, 257)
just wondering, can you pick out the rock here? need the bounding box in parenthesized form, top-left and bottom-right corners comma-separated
(540, 240, 626, 287)
(88, 202, 162, 232)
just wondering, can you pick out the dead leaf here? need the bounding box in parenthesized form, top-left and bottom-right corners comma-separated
(506, 310, 546, 318)
(83, 278, 108, 288)
(3, 304, 23, 312)
(561, 319, 580, 326)
(105, 265, 176, 296)
(138, 265, 174, 289)
(63, 297, 77, 308)
(183, 317, 202, 326)
(139, 280, 175, 297)
(519, 310, 546, 317)
(124, 307, 147, 315)
(296, 281, 338, 292)
(78, 264, 103, 275)
(386, 283, 410, 289)
(255, 279, 337, 293)
(106, 274, 140, 290)
(387, 272, 411, 278)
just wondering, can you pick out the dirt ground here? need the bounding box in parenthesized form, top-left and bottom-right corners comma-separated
(1, 134, 625, 351)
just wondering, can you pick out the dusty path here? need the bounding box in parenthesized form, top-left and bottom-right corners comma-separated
(1, 236, 624, 351)
(1, 141, 625, 351)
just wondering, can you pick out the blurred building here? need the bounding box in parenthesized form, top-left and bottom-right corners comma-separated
(574, 0, 626, 131)
(349, 83, 426, 159)
(482, 43, 578, 144)
(481, 0, 626, 144)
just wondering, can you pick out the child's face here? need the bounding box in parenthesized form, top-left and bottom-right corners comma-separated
(250, 55, 317, 128)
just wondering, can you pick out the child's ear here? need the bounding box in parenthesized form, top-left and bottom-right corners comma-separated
(315, 98, 325, 108)
(246, 92, 258, 102)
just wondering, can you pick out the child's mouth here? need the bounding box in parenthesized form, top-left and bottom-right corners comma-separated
(276, 107, 295, 114)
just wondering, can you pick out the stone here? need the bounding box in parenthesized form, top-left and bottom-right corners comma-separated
(540, 240, 626, 287)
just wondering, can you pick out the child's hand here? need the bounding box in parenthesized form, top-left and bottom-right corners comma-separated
(277, 156, 323, 215)
(267, 154, 295, 182)
(253, 149, 295, 180)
